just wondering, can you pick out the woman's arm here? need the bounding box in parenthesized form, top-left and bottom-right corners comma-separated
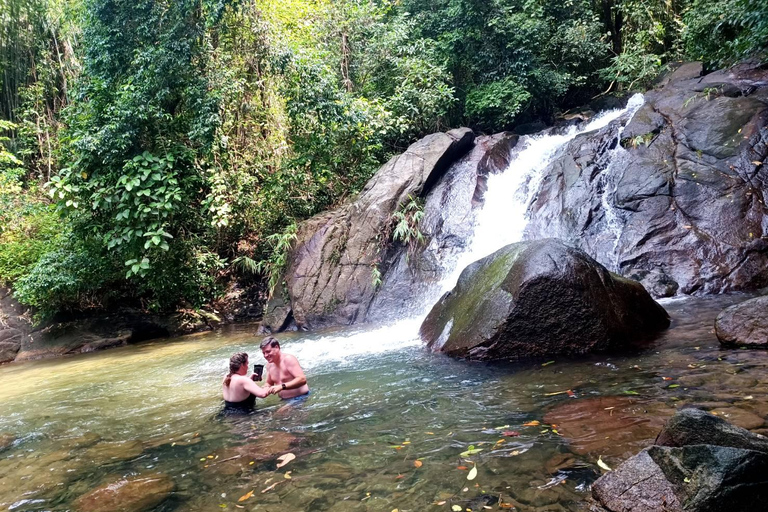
(243, 378, 272, 398)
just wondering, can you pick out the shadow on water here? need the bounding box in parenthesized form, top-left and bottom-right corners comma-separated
(1, 293, 767, 511)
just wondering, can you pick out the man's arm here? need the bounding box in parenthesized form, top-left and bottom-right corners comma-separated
(281, 355, 307, 390)
(242, 377, 274, 398)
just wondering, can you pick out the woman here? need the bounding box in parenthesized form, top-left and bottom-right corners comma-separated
(222, 352, 277, 410)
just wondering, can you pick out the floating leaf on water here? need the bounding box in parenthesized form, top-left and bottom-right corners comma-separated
(200, 458, 206, 462)
(276, 453, 296, 468)
(623, 390, 639, 395)
(684, 477, 691, 483)
(426, 432, 435, 435)
(462, 487, 469, 492)
(567, 390, 576, 397)
(467, 466, 478, 480)
(668, 384, 680, 388)
(597, 456, 611, 471)
(435, 501, 446, 505)
(457, 466, 469, 470)
(502, 430, 519, 437)
(235, 506, 244, 509)
(752, 161, 763, 166)
(395, 474, 405, 480)
(284, 471, 292, 479)
(510, 450, 520, 456)
(414, 460, 423, 468)
(499, 503, 514, 509)
(392, 509, 399, 512)
(662, 377, 672, 381)
(494, 425, 510, 430)
(745, 395, 754, 400)
(523, 420, 540, 427)
(542, 361, 555, 367)
(238, 491, 254, 502)
(459, 448, 484, 457)
(452, 506, 463, 511)
(402, 441, 411, 445)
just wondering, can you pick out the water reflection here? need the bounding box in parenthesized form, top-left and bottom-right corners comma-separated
(1, 294, 767, 511)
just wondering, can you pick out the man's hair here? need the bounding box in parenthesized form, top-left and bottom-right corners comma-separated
(260, 336, 280, 350)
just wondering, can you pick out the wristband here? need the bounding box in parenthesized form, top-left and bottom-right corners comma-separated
(281, 383, 287, 390)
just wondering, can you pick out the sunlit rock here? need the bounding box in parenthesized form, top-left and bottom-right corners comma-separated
(420, 239, 669, 361)
(526, 62, 768, 298)
(261, 128, 475, 332)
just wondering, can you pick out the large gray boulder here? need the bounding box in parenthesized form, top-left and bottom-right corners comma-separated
(715, 295, 768, 348)
(525, 62, 768, 297)
(592, 408, 768, 512)
(261, 128, 478, 331)
(419, 239, 669, 360)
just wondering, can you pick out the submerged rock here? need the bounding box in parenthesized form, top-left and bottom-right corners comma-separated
(0, 433, 15, 452)
(543, 396, 673, 457)
(591, 408, 768, 512)
(715, 295, 768, 348)
(420, 239, 669, 360)
(74, 473, 175, 512)
(525, 62, 768, 298)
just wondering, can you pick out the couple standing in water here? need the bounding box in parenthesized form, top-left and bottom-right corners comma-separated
(222, 336, 310, 410)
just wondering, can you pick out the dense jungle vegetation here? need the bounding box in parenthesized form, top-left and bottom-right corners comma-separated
(0, 0, 766, 319)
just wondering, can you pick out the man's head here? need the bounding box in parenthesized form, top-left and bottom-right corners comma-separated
(260, 337, 280, 363)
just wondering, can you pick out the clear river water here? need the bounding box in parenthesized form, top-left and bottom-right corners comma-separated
(3, 96, 767, 512)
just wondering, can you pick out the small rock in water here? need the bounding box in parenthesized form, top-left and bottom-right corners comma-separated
(0, 433, 16, 452)
(74, 473, 175, 512)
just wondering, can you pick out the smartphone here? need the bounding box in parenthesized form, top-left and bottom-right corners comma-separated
(253, 364, 264, 381)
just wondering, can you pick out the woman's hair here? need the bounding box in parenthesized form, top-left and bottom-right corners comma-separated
(224, 352, 248, 387)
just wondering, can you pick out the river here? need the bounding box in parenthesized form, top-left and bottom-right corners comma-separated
(2, 293, 767, 511)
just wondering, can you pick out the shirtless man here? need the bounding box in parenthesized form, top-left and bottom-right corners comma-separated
(260, 337, 309, 399)
(222, 352, 277, 410)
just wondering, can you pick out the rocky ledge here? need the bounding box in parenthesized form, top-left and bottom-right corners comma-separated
(420, 238, 669, 361)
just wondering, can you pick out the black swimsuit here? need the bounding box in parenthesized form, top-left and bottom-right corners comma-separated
(224, 393, 256, 410)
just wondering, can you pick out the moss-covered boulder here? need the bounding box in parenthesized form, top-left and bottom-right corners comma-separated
(420, 239, 669, 360)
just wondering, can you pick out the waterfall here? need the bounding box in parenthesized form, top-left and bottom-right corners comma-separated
(283, 95, 645, 365)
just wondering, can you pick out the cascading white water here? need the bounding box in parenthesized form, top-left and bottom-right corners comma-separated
(280, 95, 645, 367)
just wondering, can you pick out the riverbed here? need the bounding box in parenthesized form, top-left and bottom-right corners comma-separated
(1, 293, 766, 511)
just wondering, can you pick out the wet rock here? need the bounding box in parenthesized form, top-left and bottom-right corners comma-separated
(543, 396, 673, 457)
(592, 408, 768, 512)
(709, 407, 766, 430)
(210, 432, 298, 475)
(74, 473, 175, 512)
(368, 132, 518, 322)
(655, 407, 768, 450)
(592, 444, 768, 512)
(0, 433, 15, 452)
(261, 128, 474, 331)
(83, 440, 144, 464)
(420, 239, 669, 361)
(715, 296, 768, 348)
(525, 62, 768, 298)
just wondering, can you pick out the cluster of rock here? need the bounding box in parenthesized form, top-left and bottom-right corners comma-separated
(591, 408, 768, 512)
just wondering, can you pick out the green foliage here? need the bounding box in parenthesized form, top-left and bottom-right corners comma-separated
(391, 195, 425, 261)
(0, 200, 61, 286)
(465, 79, 532, 131)
(683, 0, 768, 67)
(14, 242, 119, 318)
(254, 222, 297, 297)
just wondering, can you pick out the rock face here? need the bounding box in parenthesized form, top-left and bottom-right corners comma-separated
(0, 288, 30, 363)
(74, 473, 175, 512)
(592, 408, 768, 512)
(715, 295, 768, 347)
(420, 239, 669, 360)
(262, 128, 477, 331)
(525, 62, 768, 298)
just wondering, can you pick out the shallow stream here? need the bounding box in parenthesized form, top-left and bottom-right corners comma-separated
(2, 293, 767, 512)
